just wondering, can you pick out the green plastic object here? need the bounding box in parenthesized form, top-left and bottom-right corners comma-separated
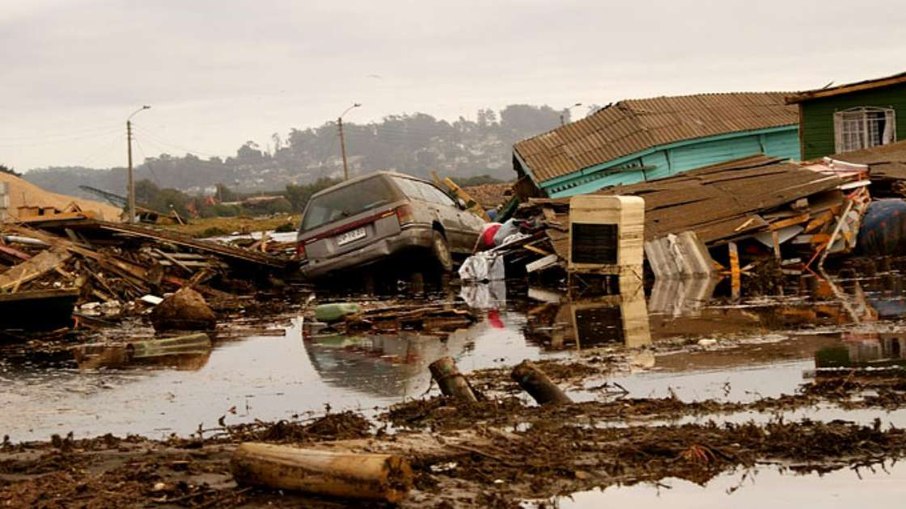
(314, 302, 361, 323)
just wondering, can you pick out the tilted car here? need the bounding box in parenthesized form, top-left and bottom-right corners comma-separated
(295, 171, 486, 280)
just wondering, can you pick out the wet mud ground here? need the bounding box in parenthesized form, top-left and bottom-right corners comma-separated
(3, 261, 906, 507)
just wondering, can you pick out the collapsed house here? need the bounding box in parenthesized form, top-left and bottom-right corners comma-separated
(512, 92, 800, 198)
(479, 154, 872, 292)
(497, 74, 906, 291)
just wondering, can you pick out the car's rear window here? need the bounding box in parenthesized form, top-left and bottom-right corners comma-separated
(300, 176, 398, 231)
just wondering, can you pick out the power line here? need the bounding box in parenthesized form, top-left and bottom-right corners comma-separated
(0, 125, 123, 149)
(131, 125, 221, 159)
(0, 123, 122, 143)
(70, 133, 123, 169)
(132, 139, 162, 186)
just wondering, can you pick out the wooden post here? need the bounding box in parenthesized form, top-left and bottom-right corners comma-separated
(429, 356, 477, 402)
(231, 443, 412, 503)
(728, 241, 741, 301)
(511, 359, 572, 405)
(771, 230, 782, 260)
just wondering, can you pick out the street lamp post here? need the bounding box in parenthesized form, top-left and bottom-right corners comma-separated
(560, 102, 583, 126)
(126, 105, 151, 223)
(337, 103, 361, 181)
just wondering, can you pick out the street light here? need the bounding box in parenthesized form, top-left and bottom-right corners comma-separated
(126, 105, 151, 223)
(338, 102, 361, 180)
(560, 102, 583, 126)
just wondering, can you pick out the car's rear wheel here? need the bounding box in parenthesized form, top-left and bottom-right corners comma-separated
(431, 230, 453, 272)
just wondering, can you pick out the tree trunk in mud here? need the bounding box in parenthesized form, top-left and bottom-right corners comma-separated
(511, 360, 572, 405)
(230, 443, 413, 503)
(429, 356, 478, 402)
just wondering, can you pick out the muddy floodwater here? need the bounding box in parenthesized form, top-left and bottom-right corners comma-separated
(532, 462, 906, 508)
(0, 310, 538, 441)
(4, 268, 906, 506)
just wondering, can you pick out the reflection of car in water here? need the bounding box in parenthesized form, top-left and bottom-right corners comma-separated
(295, 171, 486, 281)
(301, 327, 475, 399)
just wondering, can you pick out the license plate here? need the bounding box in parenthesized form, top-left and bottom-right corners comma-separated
(336, 227, 366, 246)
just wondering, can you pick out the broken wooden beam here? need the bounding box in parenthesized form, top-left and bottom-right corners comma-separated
(511, 359, 572, 405)
(230, 443, 413, 503)
(429, 356, 478, 402)
(0, 246, 71, 292)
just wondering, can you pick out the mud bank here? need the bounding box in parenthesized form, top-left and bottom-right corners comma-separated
(2, 367, 905, 508)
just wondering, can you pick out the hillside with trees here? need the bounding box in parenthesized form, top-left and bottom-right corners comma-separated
(24, 104, 566, 203)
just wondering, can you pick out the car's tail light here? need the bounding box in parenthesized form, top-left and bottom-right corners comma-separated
(395, 204, 415, 225)
(295, 242, 307, 260)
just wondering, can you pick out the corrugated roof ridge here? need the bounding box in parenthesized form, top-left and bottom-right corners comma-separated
(514, 91, 798, 184)
(786, 70, 906, 104)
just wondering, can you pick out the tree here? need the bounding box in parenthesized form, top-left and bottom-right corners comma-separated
(476, 108, 497, 127)
(284, 177, 341, 212)
(215, 183, 238, 202)
(0, 164, 20, 177)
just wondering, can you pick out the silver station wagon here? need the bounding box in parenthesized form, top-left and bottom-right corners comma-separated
(295, 171, 486, 280)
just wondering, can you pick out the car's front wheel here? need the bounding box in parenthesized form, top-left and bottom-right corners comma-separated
(431, 230, 453, 272)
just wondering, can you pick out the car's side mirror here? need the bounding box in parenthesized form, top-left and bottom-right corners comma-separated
(456, 198, 467, 210)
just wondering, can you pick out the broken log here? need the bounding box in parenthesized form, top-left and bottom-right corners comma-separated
(511, 359, 572, 405)
(429, 356, 478, 402)
(230, 443, 413, 503)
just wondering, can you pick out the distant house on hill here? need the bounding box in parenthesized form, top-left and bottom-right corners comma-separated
(786, 71, 906, 160)
(512, 92, 800, 198)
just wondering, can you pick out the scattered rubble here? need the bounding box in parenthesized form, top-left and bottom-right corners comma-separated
(0, 218, 293, 336)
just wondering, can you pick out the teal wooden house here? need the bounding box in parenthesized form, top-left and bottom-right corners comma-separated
(513, 93, 801, 198)
(786, 71, 906, 161)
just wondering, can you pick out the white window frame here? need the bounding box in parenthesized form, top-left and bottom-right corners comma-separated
(834, 106, 896, 153)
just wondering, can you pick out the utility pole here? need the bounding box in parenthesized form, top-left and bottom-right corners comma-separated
(126, 105, 151, 223)
(338, 116, 349, 181)
(560, 102, 583, 126)
(337, 103, 361, 180)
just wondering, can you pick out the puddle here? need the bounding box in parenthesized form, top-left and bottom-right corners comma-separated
(3, 271, 906, 442)
(528, 461, 906, 508)
(0, 310, 545, 442)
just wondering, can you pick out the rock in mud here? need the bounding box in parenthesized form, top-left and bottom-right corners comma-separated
(150, 288, 216, 331)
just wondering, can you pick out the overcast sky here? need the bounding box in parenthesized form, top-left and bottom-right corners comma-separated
(1, 0, 904, 171)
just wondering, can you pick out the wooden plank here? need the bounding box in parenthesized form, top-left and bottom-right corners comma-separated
(0, 247, 71, 292)
(769, 212, 811, 231)
(153, 248, 194, 274)
(87, 221, 287, 269)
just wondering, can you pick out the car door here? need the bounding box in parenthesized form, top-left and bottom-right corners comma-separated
(415, 180, 475, 252)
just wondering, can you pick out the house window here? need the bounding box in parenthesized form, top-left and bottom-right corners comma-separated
(834, 107, 896, 153)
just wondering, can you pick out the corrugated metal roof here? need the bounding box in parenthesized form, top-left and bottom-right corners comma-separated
(515, 92, 798, 184)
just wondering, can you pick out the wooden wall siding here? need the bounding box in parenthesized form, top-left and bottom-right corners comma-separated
(800, 82, 906, 160)
(545, 127, 800, 198)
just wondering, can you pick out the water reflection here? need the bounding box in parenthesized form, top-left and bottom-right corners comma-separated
(530, 461, 906, 509)
(524, 276, 651, 352)
(302, 329, 466, 398)
(815, 332, 906, 369)
(648, 277, 718, 317)
(72, 335, 213, 371)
